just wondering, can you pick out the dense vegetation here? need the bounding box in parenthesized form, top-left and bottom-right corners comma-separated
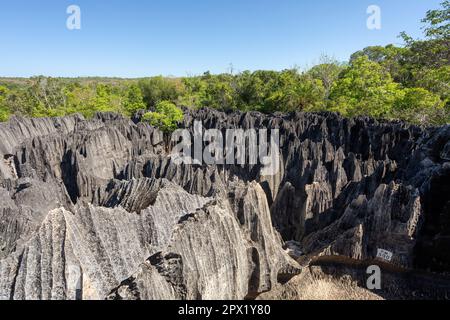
(0, 1, 448, 126)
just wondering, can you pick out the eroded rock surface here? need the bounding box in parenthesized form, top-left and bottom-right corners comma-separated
(0, 110, 448, 300)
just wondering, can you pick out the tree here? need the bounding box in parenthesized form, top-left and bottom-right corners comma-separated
(138, 77, 184, 108)
(265, 72, 326, 112)
(142, 100, 183, 132)
(0, 86, 11, 122)
(399, 1, 450, 83)
(329, 56, 402, 118)
(414, 66, 450, 103)
(200, 74, 236, 111)
(123, 84, 146, 116)
(179, 77, 207, 108)
(91, 84, 112, 111)
(422, 0, 449, 39)
(64, 83, 96, 117)
(1, 87, 34, 116)
(234, 70, 278, 111)
(307, 56, 344, 98)
(86, 84, 123, 117)
(392, 87, 445, 125)
(350, 45, 410, 84)
(0, 107, 9, 122)
(25, 77, 67, 117)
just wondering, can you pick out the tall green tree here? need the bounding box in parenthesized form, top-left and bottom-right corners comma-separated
(350, 45, 410, 84)
(123, 84, 146, 116)
(399, 1, 450, 84)
(64, 83, 96, 118)
(138, 77, 184, 108)
(92, 84, 112, 111)
(422, 0, 449, 39)
(0, 86, 11, 122)
(200, 73, 236, 111)
(88, 84, 123, 117)
(392, 87, 445, 125)
(308, 62, 344, 99)
(179, 77, 208, 108)
(329, 56, 402, 118)
(414, 65, 450, 104)
(265, 71, 326, 112)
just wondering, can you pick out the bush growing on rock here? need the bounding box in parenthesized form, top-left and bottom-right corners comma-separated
(142, 100, 184, 132)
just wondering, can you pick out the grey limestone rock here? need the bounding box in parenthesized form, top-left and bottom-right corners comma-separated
(0, 110, 449, 299)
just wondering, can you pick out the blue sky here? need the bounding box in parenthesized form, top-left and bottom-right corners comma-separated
(0, 0, 442, 77)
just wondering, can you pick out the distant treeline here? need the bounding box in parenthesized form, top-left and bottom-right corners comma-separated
(1, 1, 448, 126)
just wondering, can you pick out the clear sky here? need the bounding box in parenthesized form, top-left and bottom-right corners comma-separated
(0, 0, 443, 77)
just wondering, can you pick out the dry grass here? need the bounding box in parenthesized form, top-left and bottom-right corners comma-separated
(293, 277, 382, 300)
(258, 269, 383, 301)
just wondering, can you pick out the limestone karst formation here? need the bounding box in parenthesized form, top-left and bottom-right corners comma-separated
(0, 109, 449, 300)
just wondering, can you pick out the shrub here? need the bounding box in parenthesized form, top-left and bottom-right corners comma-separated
(392, 87, 445, 125)
(123, 84, 146, 116)
(329, 56, 402, 118)
(142, 101, 183, 132)
(0, 86, 11, 122)
(138, 77, 185, 108)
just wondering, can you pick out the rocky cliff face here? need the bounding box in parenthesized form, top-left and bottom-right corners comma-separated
(0, 110, 448, 300)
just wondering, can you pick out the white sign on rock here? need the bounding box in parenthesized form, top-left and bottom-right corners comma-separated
(376, 249, 393, 262)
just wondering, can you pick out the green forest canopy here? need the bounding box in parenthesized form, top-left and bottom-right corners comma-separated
(0, 1, 449, 126)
